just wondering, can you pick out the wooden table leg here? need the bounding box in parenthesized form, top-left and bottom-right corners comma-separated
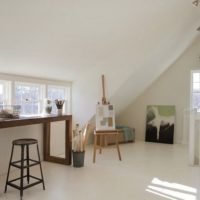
(43, 119, 72, 165)
(65, 119, 72, 165)
(43, 122, 50, 161)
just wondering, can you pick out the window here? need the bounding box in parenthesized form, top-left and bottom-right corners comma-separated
(14, 82, 44, 116)
(0, 84, 3, 105)
(191, 71, 200, 110)
(0, 80, 11, 106)
(0, 75, 71, 116)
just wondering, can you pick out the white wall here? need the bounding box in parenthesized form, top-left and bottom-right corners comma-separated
(71, 21, 200, 128)
(0, 0, 199, 83)
(72, 66, 140, 126)
(118, 35, 200, 144)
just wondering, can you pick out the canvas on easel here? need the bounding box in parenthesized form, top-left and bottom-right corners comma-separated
(95, 104, 115, 131)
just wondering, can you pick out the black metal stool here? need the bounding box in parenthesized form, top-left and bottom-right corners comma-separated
(4, 138, 45, 199)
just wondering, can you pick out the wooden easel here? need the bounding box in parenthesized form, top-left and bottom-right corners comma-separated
(101, 75, 109, 105)
(93, 75, 122, 163)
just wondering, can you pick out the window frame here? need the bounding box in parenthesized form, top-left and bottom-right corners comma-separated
(191, 70, 200, 111)
(0, 80, 11, 106)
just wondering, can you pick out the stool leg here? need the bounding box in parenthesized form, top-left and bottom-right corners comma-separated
(4, 144, 15, 193)
(36, 144, 45, 190)
(26, 145, 30, 184)
(20, 145, 25, 200)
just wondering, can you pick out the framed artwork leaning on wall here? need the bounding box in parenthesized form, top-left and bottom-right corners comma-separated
(145, 105, 175, 144)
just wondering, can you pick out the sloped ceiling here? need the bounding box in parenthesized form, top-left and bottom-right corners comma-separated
(0, 0, 200, 122)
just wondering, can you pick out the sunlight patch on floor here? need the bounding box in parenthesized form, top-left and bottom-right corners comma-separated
(146, 178, 197, 200)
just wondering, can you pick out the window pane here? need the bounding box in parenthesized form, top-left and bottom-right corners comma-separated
(14, 83, 41, 115)
(0, 85, 3, 94)
(48, 88, 65, 100)
(193, 83, 200, 91)
(0, 81, 11, 105)
(0, 85, 3, 105)
(15, 85, 21, 104)
(192, 72, 200, 112)
(193, 73, 200, 83)
(30, 87, 39, 101)
(193, 92, 200, 108)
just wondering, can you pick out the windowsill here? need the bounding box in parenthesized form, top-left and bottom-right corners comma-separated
(20, 113, 55, 118)
(20, 114, 41, 117)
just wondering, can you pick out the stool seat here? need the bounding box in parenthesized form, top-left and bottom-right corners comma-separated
(13, 138, 38, 146)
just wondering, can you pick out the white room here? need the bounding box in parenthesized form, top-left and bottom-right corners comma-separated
(0, 0, 200, 200)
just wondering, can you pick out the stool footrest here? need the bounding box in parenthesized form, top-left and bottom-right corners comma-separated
(7, 175, 43, 191)
(11, 159, 40, 169)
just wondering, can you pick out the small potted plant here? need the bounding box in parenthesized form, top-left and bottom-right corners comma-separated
(72, 123, 89, 167)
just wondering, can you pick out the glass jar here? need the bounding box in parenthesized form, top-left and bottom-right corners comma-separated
(43, 99, 52, 115)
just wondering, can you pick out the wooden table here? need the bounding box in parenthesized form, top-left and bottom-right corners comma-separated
(0, 114, 72, 165)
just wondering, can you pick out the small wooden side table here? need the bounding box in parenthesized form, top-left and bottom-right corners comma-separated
(93, 129, 122, 163)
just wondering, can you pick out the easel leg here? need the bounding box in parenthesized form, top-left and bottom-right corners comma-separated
(116, 134, 122, 161)
(99, 135, 102, 154)
(93, 135, 97, 163)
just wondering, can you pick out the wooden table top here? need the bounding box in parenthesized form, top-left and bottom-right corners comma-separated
(0, 114, 72, 129)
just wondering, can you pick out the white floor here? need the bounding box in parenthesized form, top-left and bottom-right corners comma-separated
(0, 141, 200, 200)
